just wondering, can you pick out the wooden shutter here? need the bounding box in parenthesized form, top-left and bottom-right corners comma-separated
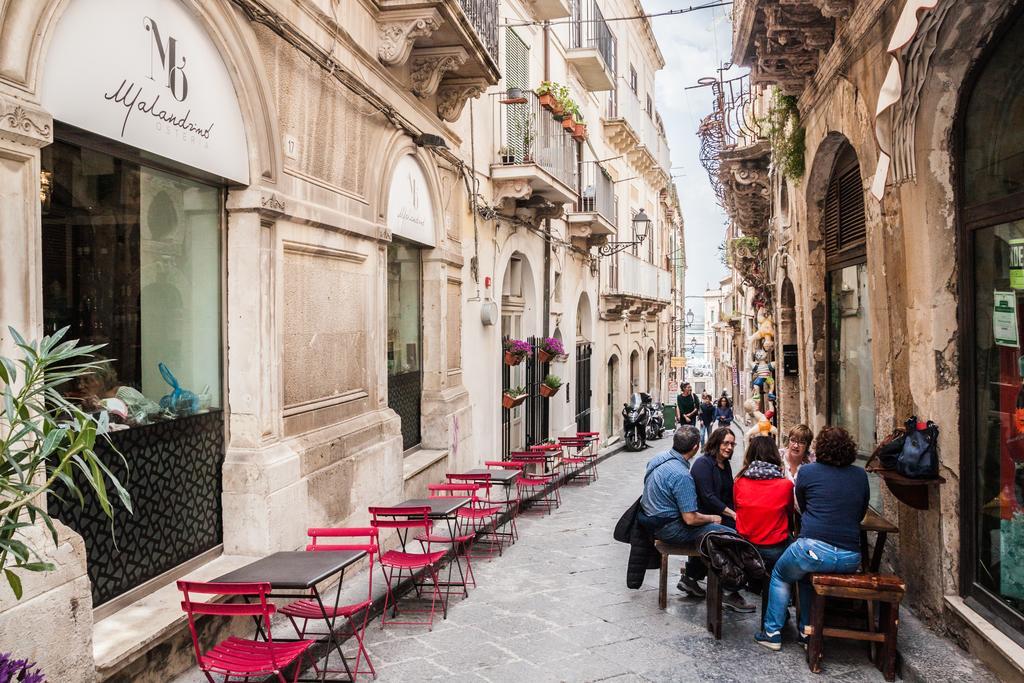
(505, 28, 530, 160)
(823, 145, 867, 267)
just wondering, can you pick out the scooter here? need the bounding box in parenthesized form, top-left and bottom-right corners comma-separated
(622, 392, 651, 451)
(646, 396, 665, 441)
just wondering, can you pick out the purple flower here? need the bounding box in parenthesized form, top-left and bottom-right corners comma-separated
(540, 337, 565, 355)
(0, 653, 45, 683)
(504, 339, 533, 356)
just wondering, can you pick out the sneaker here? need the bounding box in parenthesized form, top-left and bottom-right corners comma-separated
(722, 591, 756, 613)
(797, 633, 809, 649)
(754, 630, 782, 651)
(676, 575, 706, 598)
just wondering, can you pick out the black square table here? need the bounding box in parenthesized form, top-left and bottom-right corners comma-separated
(214, 550, 366, 682)
(462, 468, 519, 486)
(393, 497, 471, 518)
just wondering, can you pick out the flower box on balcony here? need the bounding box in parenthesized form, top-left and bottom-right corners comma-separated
(572, 123, 587, 141)
(538, 93, 558, 110)
(562, 116, 575, 131)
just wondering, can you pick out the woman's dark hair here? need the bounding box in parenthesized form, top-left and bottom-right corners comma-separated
(717, 397, 729, 408)
(703, 426, 735, 456)
(814, 426, 859, 467)
(738, 436, 783, 478)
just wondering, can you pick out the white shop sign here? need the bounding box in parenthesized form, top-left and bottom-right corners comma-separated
(387, 155, 436, 247)
(40, 0, 249, 184)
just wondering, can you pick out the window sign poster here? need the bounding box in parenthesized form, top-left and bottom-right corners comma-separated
(1011, 239, 1024, 290)
(995, 291, 1020, 348)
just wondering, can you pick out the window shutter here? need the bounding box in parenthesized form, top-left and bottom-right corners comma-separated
(823, 145, 866, 266)
(505, 28, 530, 160)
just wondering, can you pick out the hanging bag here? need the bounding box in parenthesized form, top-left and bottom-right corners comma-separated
(897, 416, 939, 479)
(868, 427, 906, 471)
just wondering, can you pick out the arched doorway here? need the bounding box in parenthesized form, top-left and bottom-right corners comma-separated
(823, 142, 875, 459)
(607, 354, 619, 437)
(575, 293, 594, 432)
(959, 7, 1024, 637)
(779, 277, 798, 433)
(629, 349, 640, 393)
(500, 252, 543, 453)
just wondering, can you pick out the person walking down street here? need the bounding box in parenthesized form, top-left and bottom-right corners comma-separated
(713, 397, 733, 430)
(699, 394, 716, 446)
(636, 426, 737, 604)
(675, 382, 699, 427)
(734, 436, 794, 579)
(755, 426, 869, 651)
(780, 424, 816, 482)
(687, 427, 756, 612)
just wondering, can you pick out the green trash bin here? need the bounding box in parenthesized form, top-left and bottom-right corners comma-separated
(663, 404, 676, 430)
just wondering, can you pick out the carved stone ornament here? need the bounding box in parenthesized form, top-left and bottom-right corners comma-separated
(410, 47, 468, 98)
(377, 9, 443, 67)
(260, 194, 285, 212)
(0, 100, 53, 148)
(493, 178, 533, 206)
(719, 141, 771, 235)
(436, 78, 488, 122)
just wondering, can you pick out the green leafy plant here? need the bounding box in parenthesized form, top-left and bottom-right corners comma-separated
(543, 374, 563, 389)
(764, 89, 805, 180)
(729, 236, 761, 261)
(0, 327, 131, 598)
(506, 386, 527, 398)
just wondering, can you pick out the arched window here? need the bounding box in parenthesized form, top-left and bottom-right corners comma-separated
(960, 8, 1024, 637)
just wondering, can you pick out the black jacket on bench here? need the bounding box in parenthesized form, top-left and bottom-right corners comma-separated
(614, 496, 661, 588)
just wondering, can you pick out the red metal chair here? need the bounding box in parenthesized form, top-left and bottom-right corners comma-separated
(558, 436, 596, 484)
(418, 483, 482, 595)
(369, 506, 448, 629)
(577, 431, 602, 480)
(508, 453, 560, 514)
(178, 580, 314, 683)
(279, 528, 378, 680)
(482, 463, 522, 542)
(448, 480, 504, 558)
(448, 471, 517, 548)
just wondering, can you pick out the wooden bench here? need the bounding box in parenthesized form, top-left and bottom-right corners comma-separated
(654, 540, 724, 639)
(807, 573, 906, 682)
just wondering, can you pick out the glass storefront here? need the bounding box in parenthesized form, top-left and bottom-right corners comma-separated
(387, 242, 422, 450)
(963, 9, 1024, 637)
(41, 138, 222, 425)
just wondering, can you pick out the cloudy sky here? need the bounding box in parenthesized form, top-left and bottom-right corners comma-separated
(647, 1, 735, 306)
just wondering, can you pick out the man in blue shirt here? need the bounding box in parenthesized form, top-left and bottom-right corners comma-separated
(638, 425, 738, 600)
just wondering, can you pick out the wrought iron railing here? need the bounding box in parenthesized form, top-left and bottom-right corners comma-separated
(458, 0, 499, 59)
(603, 252, 671, 302)
(697, 72, 766, 207)
(570, 0, 617, 76)
(495, 91, 578, 192)
(577, 161, 615, 223)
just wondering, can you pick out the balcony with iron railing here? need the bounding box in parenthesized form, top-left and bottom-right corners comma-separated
(492, 91, 579, 208)
(375, 0, 500, 120)
(601, 252, 673, 317)
(567, 161, 616, 242)
(567, 0, 616, 91)
(602, 85, 672, 181)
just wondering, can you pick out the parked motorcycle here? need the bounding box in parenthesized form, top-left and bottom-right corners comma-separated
(622, 392, 651, 451)
(646, 396, 665, 441)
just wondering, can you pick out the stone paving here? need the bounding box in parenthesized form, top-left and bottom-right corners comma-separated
(340, 433, 941, 682)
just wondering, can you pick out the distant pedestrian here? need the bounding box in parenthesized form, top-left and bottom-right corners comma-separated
(713, 397, 733, 429)
(755, 426, 868, 652)
(698, 394, 715, 446)
(675, 382, 699, 427)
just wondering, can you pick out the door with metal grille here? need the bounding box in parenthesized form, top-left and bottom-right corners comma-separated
(524, 336, 549, 447)
(575, 343, 592, 432)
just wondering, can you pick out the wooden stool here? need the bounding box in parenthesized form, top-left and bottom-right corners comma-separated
(807, 573, 906, 682)
(654, 541, 724, 639)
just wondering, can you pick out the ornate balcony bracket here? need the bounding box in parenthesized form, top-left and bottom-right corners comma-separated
(410, 47, 469, 98)
(719, 140, 771, 235)
(436, 77, 488, 122)
(494, 178, 533, 206)
(377, 9, 443, 66)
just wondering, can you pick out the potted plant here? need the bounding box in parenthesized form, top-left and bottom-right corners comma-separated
(537, 336, 565, 364)
(502, 386, 528, 409)
(498, 145, 515, 165)
(539, 374, 563, 398)
(536, 81, 560, 111)
(562, 102, 579, 131)
(503, 338, 532, 366)
(501, 87, 527, 104)
(572, 116, 587, 142)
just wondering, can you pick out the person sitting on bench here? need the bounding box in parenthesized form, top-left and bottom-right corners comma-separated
(636, 425, 746, 611)
(755, 426, 868, 651)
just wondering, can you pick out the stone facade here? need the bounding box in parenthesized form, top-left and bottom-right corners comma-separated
(718, 0, 1024, 674)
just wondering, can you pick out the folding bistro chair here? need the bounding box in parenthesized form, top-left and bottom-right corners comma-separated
(418, 483, 482, 595)
(449, 471, 517, 549)
(482, 463, 522, 542)
(557, 436, 595, 484)
(369, 506, 448, 629)
(278, 527, 379, 680)
(508, 452, 560, 514)
(447, 479, 504, 558)
(178, 580, 314, 683)
(577, 431, 602, 480)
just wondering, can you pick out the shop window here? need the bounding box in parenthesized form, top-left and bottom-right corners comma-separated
(961, 9, 1024, 637)
(387, 242, 423, 451)
(41, 139, 222, 427)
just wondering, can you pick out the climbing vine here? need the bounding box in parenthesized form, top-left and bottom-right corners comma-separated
(765, 89, 806, 180)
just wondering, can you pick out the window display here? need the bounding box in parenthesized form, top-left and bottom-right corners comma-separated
(41, 139, 222, 429)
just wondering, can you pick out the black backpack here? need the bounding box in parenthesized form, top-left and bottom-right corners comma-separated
(897, 416, 939, 479)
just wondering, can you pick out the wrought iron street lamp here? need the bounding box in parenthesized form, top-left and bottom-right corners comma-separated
(597, 208, 652, 256)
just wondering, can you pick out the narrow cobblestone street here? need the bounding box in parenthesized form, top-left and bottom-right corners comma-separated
(329, 434, 977, 683)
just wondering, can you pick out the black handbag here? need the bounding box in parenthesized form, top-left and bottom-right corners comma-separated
(870, 428, 906, 471)
(897, 416, 939, 479)
(613, 457, 674, 543)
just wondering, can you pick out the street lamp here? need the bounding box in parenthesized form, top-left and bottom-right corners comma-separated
(597, 208, 652, 256)
(685, 308, 694, 326)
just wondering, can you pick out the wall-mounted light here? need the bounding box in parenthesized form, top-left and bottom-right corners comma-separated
(597, 208, 652, 257)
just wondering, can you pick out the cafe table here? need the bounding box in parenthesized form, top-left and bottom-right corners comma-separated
(214, 549, 366, 682)
(389, 497, 472, 595)
(860, 508, 899, 572)
(460, 467, 519, 495)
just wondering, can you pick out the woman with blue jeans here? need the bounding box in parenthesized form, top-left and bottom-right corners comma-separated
(755, 426, 869, 651)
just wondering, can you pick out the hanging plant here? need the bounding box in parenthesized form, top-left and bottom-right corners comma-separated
(765, 89, 806, 180)
(503, 338, 532, 366)
(537, 337, 565, 364)
(539, 374, 563, 398)
(502, 386, 528, 409)
(729, 236, 761, 261)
